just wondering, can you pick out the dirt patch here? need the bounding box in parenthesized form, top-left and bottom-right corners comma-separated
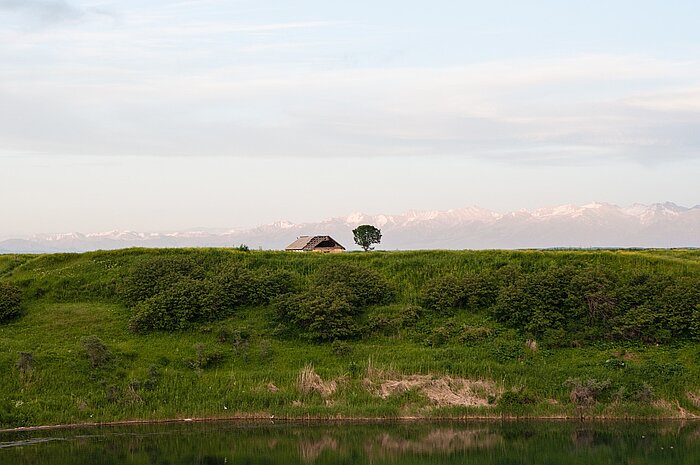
(687, 391, 700, 409)
(367, 374, 499, 407)
(297, 364, 337, 398)
(266, 382, 279, 393)
(653, 399, 698, 418)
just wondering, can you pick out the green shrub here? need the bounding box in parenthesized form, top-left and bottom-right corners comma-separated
(331, 340, 352, 357)
(275, 284, 359, 341)
(396, 305, 423, 326)
(0, 281, 22, 323)
(212, 265, 295, 309)
(81, 335, 111, 368)
(129, 279, 221, 332)
(421, 276, 463, 312)
(421, 273, 499, 313)
(425, 326, 450, 347)
(186, 343, 225, 371)
(119, 256, 204, 306)
(314, 263, 395, 307)
(498, 389, 537, 412)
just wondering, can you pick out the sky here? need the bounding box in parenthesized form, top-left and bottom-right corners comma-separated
(1, 0, 699, 236)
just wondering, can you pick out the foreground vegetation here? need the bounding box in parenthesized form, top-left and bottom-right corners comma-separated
(1, 248, 699, 428)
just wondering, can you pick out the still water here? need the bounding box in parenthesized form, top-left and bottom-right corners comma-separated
(1, 420, 698, 464)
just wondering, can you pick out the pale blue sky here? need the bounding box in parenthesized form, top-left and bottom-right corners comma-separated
(1, 0, 699, 235)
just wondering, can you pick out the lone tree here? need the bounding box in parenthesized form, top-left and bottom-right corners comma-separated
(353, 225, 382, 251)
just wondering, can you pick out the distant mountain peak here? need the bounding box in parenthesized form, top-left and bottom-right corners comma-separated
(1, 202, 698, 253)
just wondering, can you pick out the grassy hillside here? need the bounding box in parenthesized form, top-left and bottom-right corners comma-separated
(1, 248, 699, 428)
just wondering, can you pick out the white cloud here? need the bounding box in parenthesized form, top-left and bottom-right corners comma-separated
(1, 3, 699, 167)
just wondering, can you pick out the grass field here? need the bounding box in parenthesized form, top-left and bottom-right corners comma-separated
(1, 248, 699, 428)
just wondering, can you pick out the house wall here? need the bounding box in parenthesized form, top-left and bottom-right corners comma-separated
(310, 247, 344, 253)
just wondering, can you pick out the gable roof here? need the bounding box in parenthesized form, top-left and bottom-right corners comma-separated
(286, 236, 314, 250)
(285, 235, 345, 251)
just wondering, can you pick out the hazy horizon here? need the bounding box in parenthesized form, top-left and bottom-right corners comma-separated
(0, 199, 697, 239)
(2, 1, 699, 237)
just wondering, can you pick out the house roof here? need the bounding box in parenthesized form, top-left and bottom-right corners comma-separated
(285, 236, 314, 250)
(285, 235, 345, 251)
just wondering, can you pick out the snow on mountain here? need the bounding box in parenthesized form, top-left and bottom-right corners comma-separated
(1, 202, 698, 253)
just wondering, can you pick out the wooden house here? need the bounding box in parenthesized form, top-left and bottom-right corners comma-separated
(285, 235, 346, 253)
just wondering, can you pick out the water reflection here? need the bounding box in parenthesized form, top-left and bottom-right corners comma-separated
(1, 421, 698, 464)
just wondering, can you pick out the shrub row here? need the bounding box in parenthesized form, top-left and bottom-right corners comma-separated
(421, 265, 700, 345)
(122, 256, 296, 332)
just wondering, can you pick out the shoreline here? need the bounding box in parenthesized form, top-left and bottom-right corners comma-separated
(2, 413, 698, 434)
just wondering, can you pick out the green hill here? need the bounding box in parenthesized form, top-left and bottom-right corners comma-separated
(1, 248, 699, 428)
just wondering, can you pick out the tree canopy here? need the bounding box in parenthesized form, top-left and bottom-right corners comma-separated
(352, 225, 382, 251)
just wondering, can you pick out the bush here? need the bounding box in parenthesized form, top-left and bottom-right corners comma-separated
(212, 265, 295, 310)
(421, 273, 499, 313)
(81, 335, 111, 368)
(186, 343, 225, 371)
(421, 276, 463, 312)
(119, 256, 204, 306)
(129, 279, 221, 332)
(314, 263, 395, 307)
(0, 281, 22, 323)
(331, 340, 352, 357)
(275, 284, 359, 341)
(396, 305, 423, 326)
(498, 389, 537, 412)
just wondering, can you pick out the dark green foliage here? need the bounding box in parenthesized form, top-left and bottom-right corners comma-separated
(314, 263, 395, 307)
(421, 273, 498, 312)
(120, 256, 205, 307)
(425, 326, 451, 347)
(0, 281, 22, 323)
(129, 279, 221, 332)
(488, 263, 700, 345)
(186, 343, 225, 371)
(656, 277, 700, 338)
(613, 305, 669, 343)
(498, 389, 537, 412)
(331, 340, 352, 357)
(80, 335, 111, 368)
(352, 224, 382, 251)
(0, 400, 31, 427)
(276, 284, 359, 341)
(212, 264, 295, 310)
(126, 261, 297, 333)
(275, 263, 397, 341)
(420, 276, 463, 312)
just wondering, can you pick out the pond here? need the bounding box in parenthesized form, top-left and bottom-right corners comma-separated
(1, 420, 698, 464)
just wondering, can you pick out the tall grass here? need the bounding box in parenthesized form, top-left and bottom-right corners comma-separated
(1, 248, 699, 428)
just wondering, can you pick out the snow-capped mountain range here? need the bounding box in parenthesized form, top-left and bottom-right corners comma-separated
(1, 202, 698, 253)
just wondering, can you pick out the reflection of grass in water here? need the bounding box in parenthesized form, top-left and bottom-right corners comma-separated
(1, 422, 700, 465)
